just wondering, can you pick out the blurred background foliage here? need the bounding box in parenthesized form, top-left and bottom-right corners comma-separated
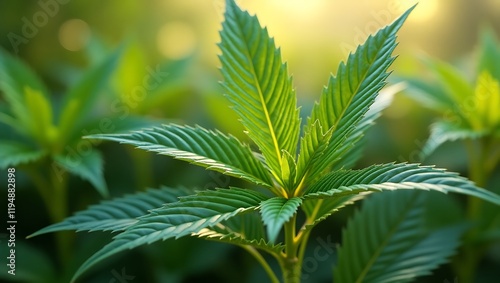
(0, 0, 499, 282)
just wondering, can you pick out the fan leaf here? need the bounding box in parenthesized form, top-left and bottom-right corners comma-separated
(304, 163, 500, 205)
(72, 187, 268, 281)
(296, 7, 414, 187)
(334, 191, 465, 283)
(219, 0, 301, 184)
(28, 187, 192, 237)
(86, 124, 272, 187)
(260, 197, 302, 243)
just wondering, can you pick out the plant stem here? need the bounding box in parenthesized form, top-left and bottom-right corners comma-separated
(242, 246, 280, 283)
(282, 214, 301, 283)
(455, 137, 497, 283)
(26, 161, 71, 268)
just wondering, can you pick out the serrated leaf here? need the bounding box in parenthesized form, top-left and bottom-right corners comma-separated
(87, 124, 272, 187)
(58, 47, 122, 143)
(304, 163, 500, 206)
(300, 194, 367, 233)
(28, 187, 192, 238)
(422, 120, 484, 157)
(260, 197, 302, 243)
(72, 187, 268, 282)
(219, 0, 300, 183)
(296, 7, 414, 187)
(0, 140, 46, 169)
(54, 149, 108, 197)
(334, 191, 465, 283)
(194, 213, 284, 254)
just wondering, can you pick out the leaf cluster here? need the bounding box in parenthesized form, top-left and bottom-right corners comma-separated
(29, 1, 500, 282)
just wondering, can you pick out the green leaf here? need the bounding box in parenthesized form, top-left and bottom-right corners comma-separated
(0, 48, 50, 135)
(86, 124, 272, 187)
(0, 140, 46, 169)
(260, 197, 302, 243)
(194, 213, 284, 254)
(296, 7, 414, 187)
(72, 187, 268, 282)
(477, 28, 500, 80)
(422, 120, 484, 157)
(300, 194, 367, 233)
(24, 87, 58, 146)
(401, 76, 456, 112)
(28, 187, 192, 238)
(334, 191, 465, 283)
(54, 149, 108, 197)
(58, 47, 122, 143)
(424, 57, 474, 104)
(471, 71, 500, 131)
(304, 163, 500, 205)
(219, 0, 301, 183)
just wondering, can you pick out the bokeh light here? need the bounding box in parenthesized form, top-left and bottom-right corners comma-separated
(157, 21, 197, 59)
(58, 19, 90, 51)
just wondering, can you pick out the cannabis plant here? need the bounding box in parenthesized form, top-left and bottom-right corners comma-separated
(32, 1, 500, 282)
(0, 46, 124, 266)
(402, 29, 500, 282)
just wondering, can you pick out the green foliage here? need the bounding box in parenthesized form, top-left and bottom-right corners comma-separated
(0, 46, 122, 197)
(403, 30, 500, 156)
(28, 187, 193, 237)
(402, 28, 500, 283)
(88, 124, 273, 187)
(30, 1, 500, 282)
(334, 191, 465, 283)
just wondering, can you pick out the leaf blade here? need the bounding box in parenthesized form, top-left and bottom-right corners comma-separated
(219, 0, 301, 182)
(304, 163, 500, 205)
(334, 191, 465, 283)
(260, 197, 302, 243)
(87, 124, 273, 187)
(54, 149, 108, 197)
(28, 186, 192, 237)
(71, 187, 268, 281)
(297, 7, 414, 186)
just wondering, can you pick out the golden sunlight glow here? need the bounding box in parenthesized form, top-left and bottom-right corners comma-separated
(408, 0, 439, 23)
(58, 19, 90, 51)
(156, 21, 197, 59)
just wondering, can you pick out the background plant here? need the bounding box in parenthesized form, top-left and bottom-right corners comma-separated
(0, 39, 191, 282)
(402, 29, 500, 283)
(30, 1, 500, 283)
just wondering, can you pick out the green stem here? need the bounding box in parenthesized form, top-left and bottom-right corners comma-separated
(282, 214, 301, 283)
(242, 246, 280, 283)
(455, 137, 497, 283)
(26, 161, 72, 268)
